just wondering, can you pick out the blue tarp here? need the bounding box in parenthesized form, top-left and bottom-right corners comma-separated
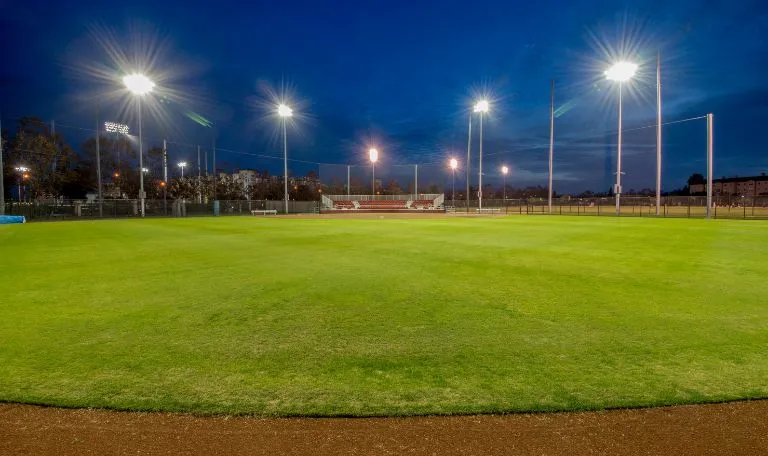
(0, 216, 26, 224)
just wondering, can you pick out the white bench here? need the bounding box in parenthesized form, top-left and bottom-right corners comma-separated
(251, 209, 278, 216)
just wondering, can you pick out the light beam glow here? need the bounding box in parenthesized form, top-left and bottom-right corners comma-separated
(123, 73, 155, 95)
(450, 158, 458, 170)
(474, 100, 490, 113)
(277, 104, 293, 117)
(369, 148, 379, 163)
(605, 61, 638, 82)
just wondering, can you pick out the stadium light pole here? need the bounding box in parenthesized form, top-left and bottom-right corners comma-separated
(605, 61, 637, 216)
(123, 73, 155, 218)
(449, 158, 458, 207)
(501, 165, 508, 201)
(15, 166, 30, 202)
(178, 162, 187, 178)
(466, 112, 472, 213)
(369, 148, 379, 195)
(474, 100, 489, 210)
(277, 104, 293, 214)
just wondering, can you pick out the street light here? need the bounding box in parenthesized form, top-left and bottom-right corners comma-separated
(369, 148, 379, 195)
(605, 61, 638, 216)
(123, 73, 155, 217)
(277, 103, 292, 214)
(449, 158, 458, 207)
(141, 167, 149, 173)
(501, 165, 509, 201)
(15, 166, 29, 202)
(178, 162, 187, 178)
(474, 100, 489, 210)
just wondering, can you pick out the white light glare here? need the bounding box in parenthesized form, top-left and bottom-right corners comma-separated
(15, 166, 30, 172)
(474, 100, 490, 113)
(141, 167, 149, 173)
(502, 166, 508, 175)
(105, 122, 130, 134)
(123, 74, 155, 95)
(450, 158, 458, 170)
(178, 162, 187, 168)
(605, 62, 638, 82)
(369, 148, 379, 163)
(277, 104, 293, 117)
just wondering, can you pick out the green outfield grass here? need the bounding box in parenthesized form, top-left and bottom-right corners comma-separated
(1, 216, 767, 416)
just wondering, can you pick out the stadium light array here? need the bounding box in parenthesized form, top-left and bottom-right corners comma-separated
(104, 122, 130, 134)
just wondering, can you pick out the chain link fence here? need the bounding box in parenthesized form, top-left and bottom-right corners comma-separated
(2, 199, 319, 221)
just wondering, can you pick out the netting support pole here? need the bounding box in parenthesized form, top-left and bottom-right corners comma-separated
(346, 165, 350, 197)
(706, 113, 714, 219)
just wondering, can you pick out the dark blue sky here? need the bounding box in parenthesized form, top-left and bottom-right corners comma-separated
(1, 0, 767, 192)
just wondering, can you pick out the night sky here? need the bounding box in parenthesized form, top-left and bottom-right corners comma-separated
(1, 0, 767, 193)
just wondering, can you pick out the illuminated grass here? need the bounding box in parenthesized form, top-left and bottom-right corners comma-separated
(0, 216, 766, 416)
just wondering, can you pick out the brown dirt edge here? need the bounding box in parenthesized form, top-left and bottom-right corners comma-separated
(2, 400, 767, 455)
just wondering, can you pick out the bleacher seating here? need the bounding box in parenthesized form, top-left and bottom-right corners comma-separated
(328, 197, 440, 211)
(411, 200, 435, 209)
(357, 200, 408, 210)
(333, 200, 356, 209)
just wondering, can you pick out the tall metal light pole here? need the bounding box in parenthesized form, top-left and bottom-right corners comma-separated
(548, 80, 555, 213)
(466, 113, 472, 212)
(706, 113, 714, 219)
(178, 162, 187, 178)
(656, 52, 663, 215)
(123, 73, 155, 217)
(450, 158, 458, 207)
(15, 166, 30, 202)
(1, 114, 5, 215)
(369, 148, 378, 195)
(501, 166, 508, 201)
(277, 104, 292, 214)
(474, 100, 489, 210)
(605, 62, 638, 216)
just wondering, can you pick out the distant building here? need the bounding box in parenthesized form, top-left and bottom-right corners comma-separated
(690, 174, 768, 196)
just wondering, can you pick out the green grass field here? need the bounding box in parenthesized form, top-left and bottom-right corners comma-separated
(1, 216, 767, 416)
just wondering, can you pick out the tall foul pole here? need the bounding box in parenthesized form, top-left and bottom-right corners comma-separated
(706, 113, 714, 219)
(466, 114, 472, 211)
(548, 80, 555, 214)
(656, 52, 662, 215)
